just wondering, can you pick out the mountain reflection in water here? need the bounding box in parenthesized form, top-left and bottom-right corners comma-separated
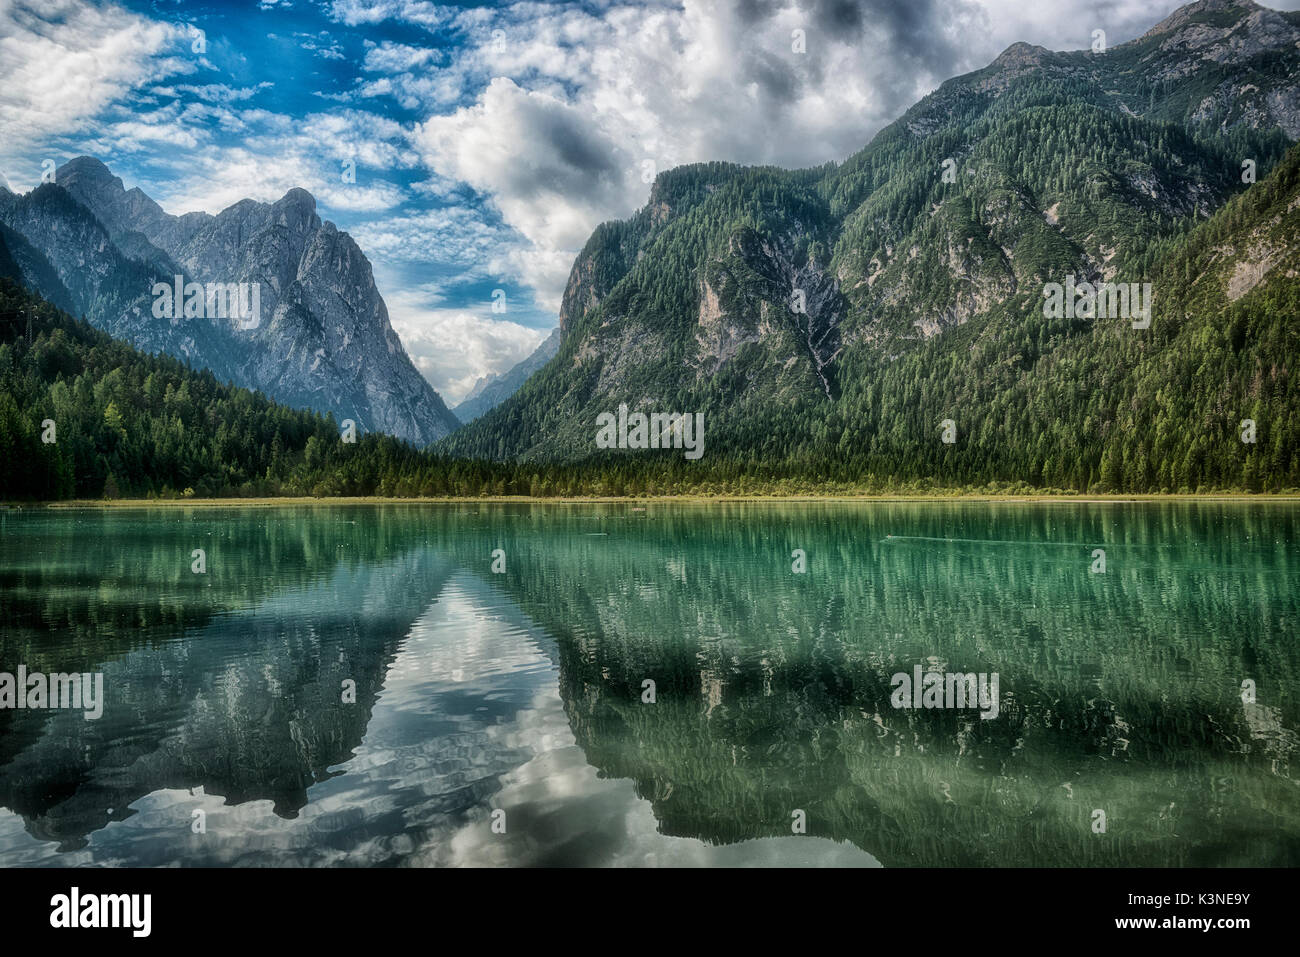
(0, 502, 1295, 866)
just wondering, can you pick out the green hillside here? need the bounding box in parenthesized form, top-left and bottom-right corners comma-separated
(440, 4, 1299, 494)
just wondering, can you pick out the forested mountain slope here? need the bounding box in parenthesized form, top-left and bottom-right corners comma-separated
(0, 159, 459, 446)
(440, 0, 1299, 493)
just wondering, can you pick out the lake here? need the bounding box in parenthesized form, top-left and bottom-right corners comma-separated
(0, 501, 1296, 866)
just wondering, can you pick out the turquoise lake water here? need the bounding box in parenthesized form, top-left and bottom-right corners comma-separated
(0, 502, 1295, 866)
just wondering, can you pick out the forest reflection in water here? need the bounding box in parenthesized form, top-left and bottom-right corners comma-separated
(0, 501, 1295, 866)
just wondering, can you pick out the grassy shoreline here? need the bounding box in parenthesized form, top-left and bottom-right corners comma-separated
(7, 492, 1300, 508)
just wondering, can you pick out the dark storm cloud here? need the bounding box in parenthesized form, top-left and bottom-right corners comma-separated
(734, 0, 783, 25)
(748, 55, 802, 104)
(800, 0, 866, 37)
(735, 0, 975, 69)
(800, 0, 971, 71)
(490, 86, 624, 206)
(799, 0, 981, 117)
(547, 116, 619, 180)
(731, 0, 979, 115)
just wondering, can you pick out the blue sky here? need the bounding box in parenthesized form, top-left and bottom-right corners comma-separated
(3, 0, 1297, 403)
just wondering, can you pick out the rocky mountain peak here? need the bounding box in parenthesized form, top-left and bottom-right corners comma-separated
(56, 156, 122, 193)
(991, 41, 1049, 69)
(267, 188, 321, 238)
(275, 187, 317, 217)
(1142, 0, 1258, 39)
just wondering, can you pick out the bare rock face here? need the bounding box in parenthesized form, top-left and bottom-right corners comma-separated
(1133, 0, 1300, 136)
(0, 180, 226, 370)
(695, 229, 845, 398)
(0, 157, 458, 446)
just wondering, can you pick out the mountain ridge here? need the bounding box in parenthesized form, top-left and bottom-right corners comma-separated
(438, 0, 1298, 494)
(0, 158, 459, 445)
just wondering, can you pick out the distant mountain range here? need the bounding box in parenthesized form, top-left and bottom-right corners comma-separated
(439, 0, 1300, 493)
(452, 327, 561, 423)
(0, 158, 459, 445)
